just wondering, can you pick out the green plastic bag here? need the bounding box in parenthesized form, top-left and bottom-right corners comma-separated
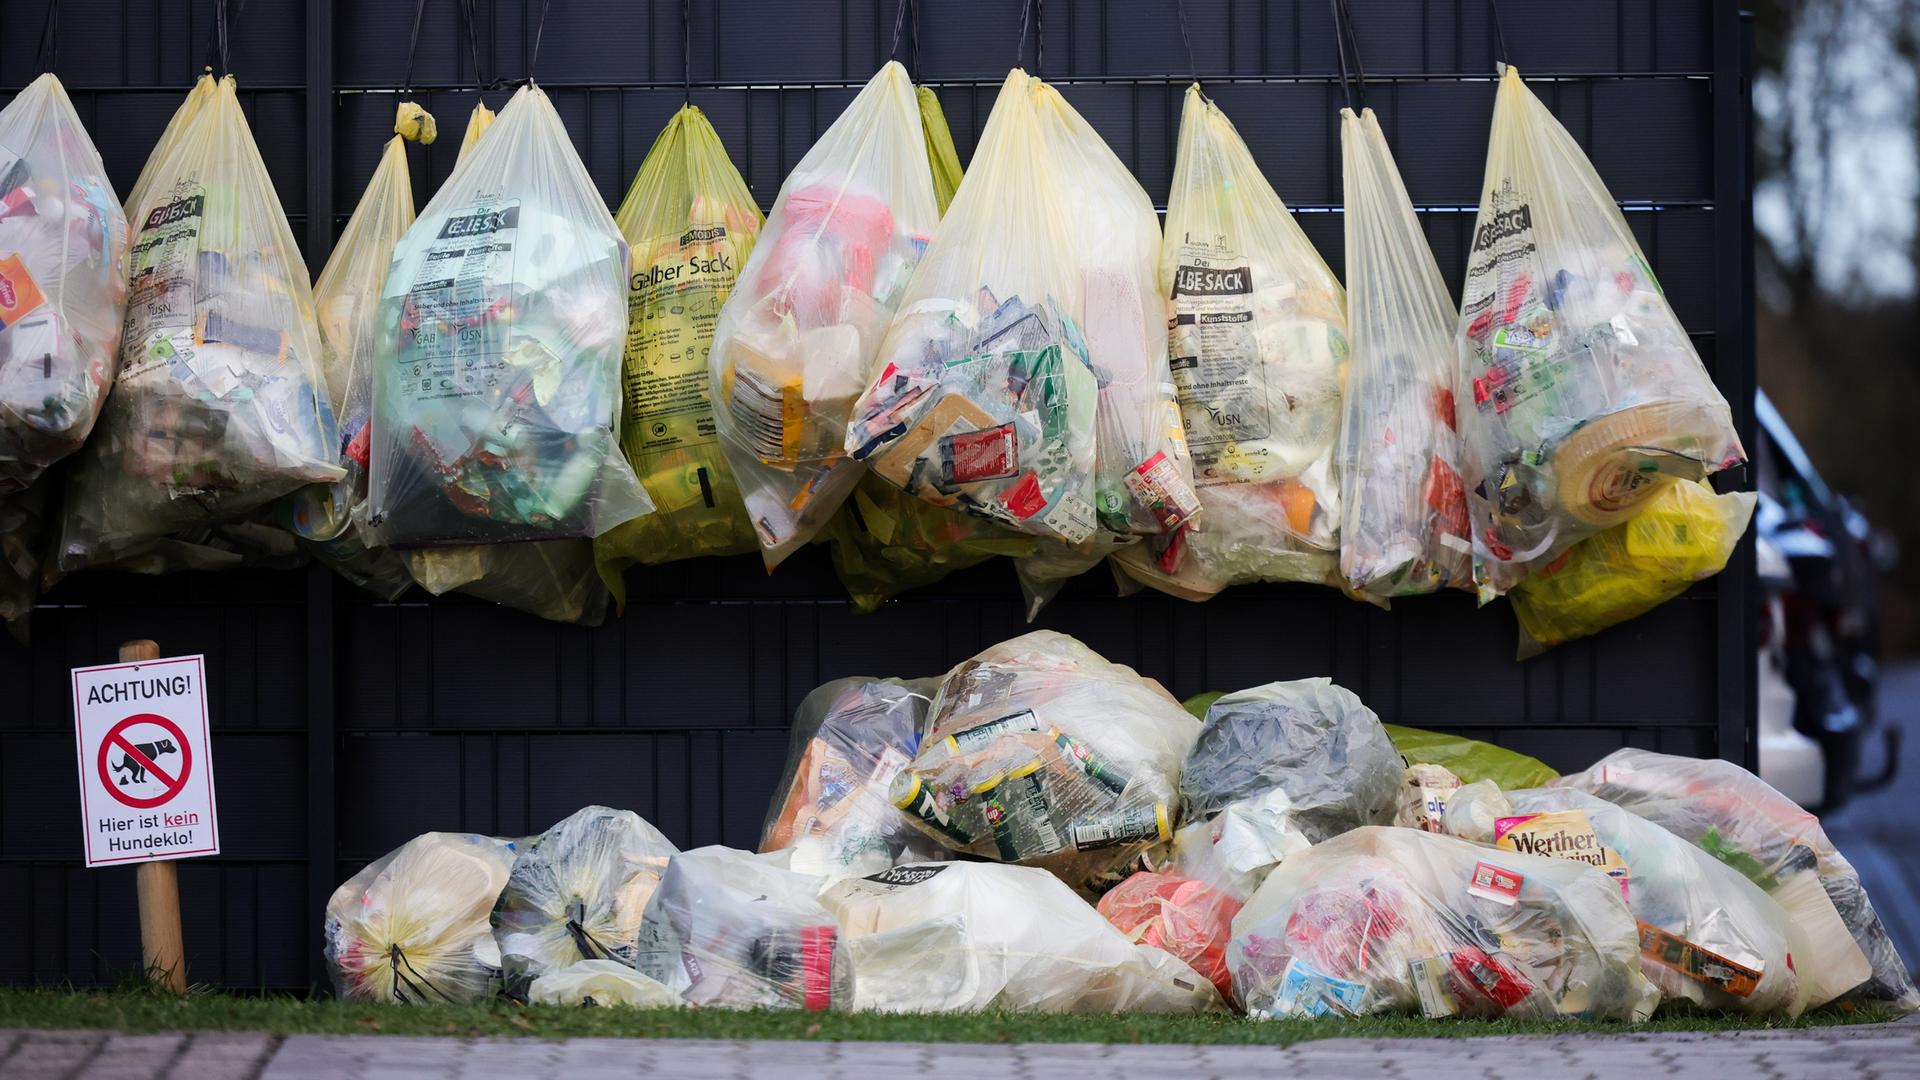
(594, 106, 765, 599)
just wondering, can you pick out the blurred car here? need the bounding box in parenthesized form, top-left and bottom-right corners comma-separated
(1755, 390, 1899, 811)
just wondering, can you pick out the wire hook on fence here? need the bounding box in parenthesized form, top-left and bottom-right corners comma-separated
(202, 0, 245, 77)
(683, 0, 693, 103)
(528, 0, 554, 84)
(1174, 0, 1199, 85)
(1488, 0, 1512, 70)
(1013, 0, 1043, 73)
(1331, 0, 1368, 113)
(35, 0, 59, 74)
(401, 0, 430, 95)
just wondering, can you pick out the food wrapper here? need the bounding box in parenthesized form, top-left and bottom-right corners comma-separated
(368, 83, 650, 547)
(1338, 106, 1471, 597)
(634, 845, 851, 1011)
(711, 61, 938, 569)
(822, 861, 1223, 1013)
(492, 805, 678, 998)
(1394, 762, 1465, 833)
(1445, 783, 1807, 1016)
(60, 75, 343, 570)
(1114, 86, 1345, 602)
(892, 630, 1199, 893)
(759, 675, 948, 882)
(1510, 481, 1754, 657)
(526, 959, 682, 1008)
(0, 74, 129, 492)
(1097, 869, 1242, 1001)
(593, 105, 764, 595)
(323, 832, 515, 1003)
(1555, 748, 1915, 1010)
(1456, 68, 1744, 600)
(1179, 679, 1402, 840)
(1229, 826, 1660, 1020)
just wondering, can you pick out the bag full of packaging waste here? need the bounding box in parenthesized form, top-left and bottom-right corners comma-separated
(492, 805, 678, 998)
(1509, 481, 1754, 658)
(822, 861, 1222, 1013)
(710, 61, 937, 570)
(526, 959, 682, 1007)
(324, 832, 515, 1003)
(1555, 748, 1916, 1010)
(1229, 826, 1660, 1020)
(404, 538, 607, 626)
(1338, 106, 1471, 598)
(1097, 869, 1242, 1001)
(760, 675, 948, 882)
(0, 74, 129, 493)
(634, 845, 851, 1011)
(60, 75, 343, 570)
(1180, 679, 1402, 841)
(1114, 86, 1346, 601)
(368, 83, 650, 548)
(847, 69, 1194, 615)
(1455, 68, 1744, 601)
(290, 101, 436, 599)
(1444, 782, 1806, 1016)
(593, 104, 764, 593)
(891, 631, 1200, 892)
(1166, 786, 1314, 902)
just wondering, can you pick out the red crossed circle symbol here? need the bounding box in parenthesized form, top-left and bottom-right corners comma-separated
(97, 714, 192, 809)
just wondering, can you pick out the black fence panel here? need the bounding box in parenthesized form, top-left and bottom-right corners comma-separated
(0, 0, 1755, 992)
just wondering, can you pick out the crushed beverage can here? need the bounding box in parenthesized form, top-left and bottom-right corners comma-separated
(889, 769, 974, 846)
(973, 757, 1063, 861)
(1049, 726, 1133, 795)
(1068, 801, 1171, 852)
(944, 708, 1043, 755)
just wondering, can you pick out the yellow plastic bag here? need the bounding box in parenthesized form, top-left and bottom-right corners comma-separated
(1508, 480, 1754, 658)
(593, 105, 764, 598)
(917, 86, 963, 212)
(59, 75, 343, 570)
(290, 102, 435, 599)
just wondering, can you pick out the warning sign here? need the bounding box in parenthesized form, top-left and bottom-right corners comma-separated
(72, 655, 219, 868)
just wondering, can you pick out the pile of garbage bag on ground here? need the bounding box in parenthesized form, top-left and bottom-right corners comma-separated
(323, 630, 1916, 1020)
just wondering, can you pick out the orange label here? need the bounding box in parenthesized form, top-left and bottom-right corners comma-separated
(0, 255, 46, 328)
(1637, 920, 1763, 997)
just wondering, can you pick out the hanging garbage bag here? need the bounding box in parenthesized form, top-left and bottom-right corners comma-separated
(1338, 107, 1471, 598)
(324, 832, 516, 1004)
(1456, 68, 1743, 601)
(1383, 723, 1560, 789)
(1509, 481, 1754, 658)
(367, 83, 650, 547)
(634, 845, 851, 1011)
(892, 631, 1199, 893)
(1555, 749, 1914, 1010)
(849, 70, 1194, 614)
(493, 805, 678, 997)
(918, 86, 963, 213)
(1441, 782, 1806, 1016)
(1179, 679, 1403, 840)
(709, 62, 938, 570)
(593, 106, 764, 596)
(1113, 86, 1347, 602)
(1229, 826, 1660, 1020)
(527, 959, 682, 1007)
(403, 539, 607, 625)
(1097, 869, 1243, 1001)
(456, 101, 495, 158)
(760, 675, 950, 882)
(59, 75, 343, 570)
(822, 861, 1224, 1013)
(291, 102, 436, 600)
(0, 74, 130, 492)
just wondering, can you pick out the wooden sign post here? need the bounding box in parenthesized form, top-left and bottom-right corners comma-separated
(122, 640, 187, 994)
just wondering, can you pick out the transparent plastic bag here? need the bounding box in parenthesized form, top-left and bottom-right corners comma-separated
(1229, 826, 1659, 1020)
(1442, 783, 1806, 1016)
(1383, 723, 1560, 790)
(822, 861, 1223, 1013)
(1097, 869, 1242, 1001)
(1456, 68, 1744, 600)
(1165, 787, 1314, 902)
(634, 845, 850, 1011)
(324, 832, 515, 1003)
(0, 74, 130, 492)
(59, 75, 343, 570)
(1554, 749, 1913, 1010)
(403, 539, 606, 625)
(848, 70, 1194, 596)
(368, 83, 650, 547)
(593, 105, 764, 594)
(526, 959, 682, 1007)
(492, 805, 678, 998)
(1179, 679, 1402, 841)
(710, 61, 937, 570)
(1338, 107, 1471, 598)
(291, 102, 434, 599)
(1510, 481, 1754, 658)
(759, 675, 948, 882)
(1113, 86, 1346, 601)
(892, 630, 1200, 893)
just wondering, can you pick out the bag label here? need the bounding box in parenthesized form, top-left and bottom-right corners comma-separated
(862, 864, 947, 887)
(1168, 248, 1270, 484)
(1495, 809, 1631, 899)
(122, 183, 206, 385)
(398, 197, 522, 408)
(622, 221, 746, 460)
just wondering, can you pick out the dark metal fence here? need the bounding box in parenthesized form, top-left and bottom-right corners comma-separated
(0, 0, 1755, 992)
